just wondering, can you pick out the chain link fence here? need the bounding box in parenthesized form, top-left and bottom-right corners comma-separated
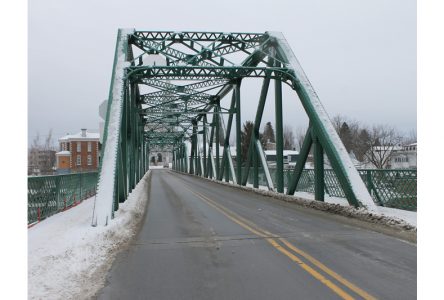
(240, 167, 417, 211)
(28, 172, 98, 225)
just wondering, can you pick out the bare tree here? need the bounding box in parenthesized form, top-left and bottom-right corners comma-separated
(28, 130, 56, 175)
(331, 115, 345, 133)
(32, 132, 41, 150)
(364, 125, 402, 169)
(283, 125, 295, 150)
(44, 129, 53, 150)
(295, 126, 307, 151)
(28, 133, 41, 175)
(404, 128, 417, 144)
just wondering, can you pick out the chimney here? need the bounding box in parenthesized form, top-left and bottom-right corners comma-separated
(81, 128, 87, 137)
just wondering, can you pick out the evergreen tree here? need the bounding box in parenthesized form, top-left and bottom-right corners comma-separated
(262, 122, 275, 144)
(241, 121, 254, 162)
(339, 122, 353, 153)
(355, 129, 371, 161)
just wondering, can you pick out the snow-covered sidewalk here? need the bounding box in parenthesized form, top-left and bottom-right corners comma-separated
(28, 171, 151, 300)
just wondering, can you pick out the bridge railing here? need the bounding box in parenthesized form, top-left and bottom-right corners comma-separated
(237, 168, 417, 211)
(28, 172, 98, 225)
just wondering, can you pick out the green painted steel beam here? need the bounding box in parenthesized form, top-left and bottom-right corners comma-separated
(274, 60, 284, 193)
(287, 126, 313, 195)
(235, 80, 242, 184)
(95, 29, 377, 225)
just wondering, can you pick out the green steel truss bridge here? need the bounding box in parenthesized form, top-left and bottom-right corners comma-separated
(92, 29, 377, 226)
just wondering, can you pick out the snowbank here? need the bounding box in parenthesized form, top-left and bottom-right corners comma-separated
(28, 171, 151, 300)
(179, 171, 416, 231)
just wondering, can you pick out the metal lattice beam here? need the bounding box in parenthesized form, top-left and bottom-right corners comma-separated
(93, 29, 377, 226)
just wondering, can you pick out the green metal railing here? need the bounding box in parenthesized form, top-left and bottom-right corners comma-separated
(236, 167, 417, 211)
(28, 172, 98, 225)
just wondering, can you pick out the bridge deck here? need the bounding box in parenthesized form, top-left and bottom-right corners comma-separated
(98, 170, 416, 300)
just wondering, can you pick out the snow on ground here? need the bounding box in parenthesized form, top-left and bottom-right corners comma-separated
(28, 171, 151, 300)
(149, 165, 166, 169)
(246, 183, 416, 227)
(377, 206, 417, 227)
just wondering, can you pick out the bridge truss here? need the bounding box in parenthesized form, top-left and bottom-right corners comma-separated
(92, 29, 376, 226)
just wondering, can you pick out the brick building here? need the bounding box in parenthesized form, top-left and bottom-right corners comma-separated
(55, 129, 100, 174)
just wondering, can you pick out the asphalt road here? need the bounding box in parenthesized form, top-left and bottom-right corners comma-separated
(97, 170, 416, 300)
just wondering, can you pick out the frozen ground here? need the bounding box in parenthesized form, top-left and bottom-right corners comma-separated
(28, 171, 151, 300)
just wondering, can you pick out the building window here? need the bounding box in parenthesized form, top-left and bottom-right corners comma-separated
(77, 142, 81, 152)
(76, 155, 81, 166)
(87, 155, 92, 166)
(87, 142, 92, 152)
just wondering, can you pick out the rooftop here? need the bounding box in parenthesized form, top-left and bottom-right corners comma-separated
(59, 130, 100, 141)
(56, 151, 71, 155)
(264, 150, 300, 155)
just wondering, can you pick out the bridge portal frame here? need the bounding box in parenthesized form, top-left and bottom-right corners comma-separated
(93, 29, 376, 226)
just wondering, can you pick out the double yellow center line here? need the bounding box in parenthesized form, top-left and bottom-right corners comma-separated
(181, 183, 376, 300)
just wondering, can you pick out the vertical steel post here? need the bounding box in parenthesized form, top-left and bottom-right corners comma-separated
(184, 142, 189, 173)
(193, 121, 198, 175)
(287, 127, 312, 195)
(215, 103, 220, 179)
(313, 131, 325, 201)
(206, 119, 217, 179)
(275, 62, 284, 193)
(148, 143, 151, 172)
(253, 144, 259, 188)
(235, 80, 242, 184)
(241, 77, 271, 185)
(219, 90, 236, 181)
(203, 116, 207, 173)
(190, 122, 196, 174)
(224, 154, 230, 182)
(180, 145, 184, 172)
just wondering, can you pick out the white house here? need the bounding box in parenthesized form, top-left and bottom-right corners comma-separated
(264, 150, 300, 167)
(363, 143, 417, 169)
(389, 143, 417, 169)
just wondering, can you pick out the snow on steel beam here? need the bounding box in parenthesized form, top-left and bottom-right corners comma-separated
(92, 28, 134, 226)
(268, 31, 377, 211)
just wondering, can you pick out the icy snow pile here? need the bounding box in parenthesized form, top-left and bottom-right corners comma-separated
(28, 171, 151, 300)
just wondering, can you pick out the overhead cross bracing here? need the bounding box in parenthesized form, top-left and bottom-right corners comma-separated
(92, 29, 377, 226)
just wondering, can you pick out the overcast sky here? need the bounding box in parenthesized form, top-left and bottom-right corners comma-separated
(28, 0, 416, 146)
